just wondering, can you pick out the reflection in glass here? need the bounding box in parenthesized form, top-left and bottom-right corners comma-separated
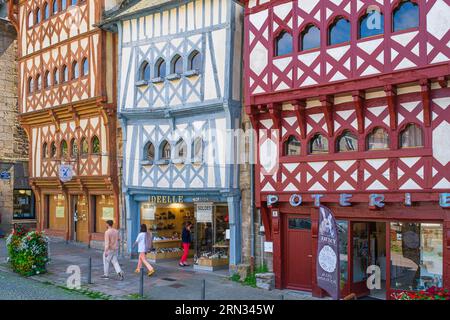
(284, 135, 301, 156)
(337, 221, 348, 290)
(337, 131, 358, 152)
(359, 11, 384, 38)
(275, 31, 293, 56)
(301, 25, 320, 51)
(400, 124, 423, 148)
(329, 17, 351, 45)
(367, 127, 389, 150)
(288, 218, 311, 230)
(310, 134, 329, 154)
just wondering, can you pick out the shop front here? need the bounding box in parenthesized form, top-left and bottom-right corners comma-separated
(264, 198, 448, 300)
(126, 191, 241, 271)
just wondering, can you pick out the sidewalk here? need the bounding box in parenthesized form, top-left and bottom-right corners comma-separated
(0, 239, 318, 300)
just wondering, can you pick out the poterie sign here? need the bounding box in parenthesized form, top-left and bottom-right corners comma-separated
(316, 205, 340, 300)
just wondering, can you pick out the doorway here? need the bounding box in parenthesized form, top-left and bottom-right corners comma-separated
(72, 195, 89, 243)
(350, 222, 387, 299)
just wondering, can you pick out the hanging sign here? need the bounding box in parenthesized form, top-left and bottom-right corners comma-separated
(142, 203, 156, 220)
(59, 164, 73, 183)
(195, 202, 213, 223)
(316, 205, 340, 300)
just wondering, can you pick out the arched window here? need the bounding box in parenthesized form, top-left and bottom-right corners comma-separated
(160, 140, 171, 160)
(91, 136, 100, 154)
(284, 135, 301, 156)
(400, 123, 423, 148)
(28, 11, 34, 28)
(36, 74, 42, 91)
(70, 138, 78, 158)
(62, 65, 68, 82)
(337, 131, 358, 152)
(300, 24, 320, 51)
(42, 142, 48, 158)
(44, 71, 51, 88)
(61, 0, 67, 10)
(60, 140, 68, 158)
(81, 58, 89, 77)
(309, 134, 329, 154)
(35, 8, 41, 24)
(52, 0, 59, 14)
(139, 61, 150, 81)
(44, 2, 50, 20)
(80, 137, 89, 156)
(329, 17, 351, 45)
(28, 77, 34, 94)
(72, 61, 79, 80)
(189, 51, 202, 71)
(50, 142, 57, 158)
(174, 139, 187, 161)
(144, 142, 155, 161)
(155, 58, 166, 78)
(53, 67, 59, 85)
(367, 127, 389, 150)
(359, 10, 384, 38)
(275, 31, 293, 56)
(171, 55, 183, 74)
(192, 137, 203, 161)
(393, 1, 419, 32)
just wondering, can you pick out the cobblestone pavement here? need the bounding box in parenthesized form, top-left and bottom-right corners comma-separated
(0, 239, 318, 300)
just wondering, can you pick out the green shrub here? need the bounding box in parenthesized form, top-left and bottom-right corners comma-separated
(230, 273, 241, 282)
(6, 226, 49, 276)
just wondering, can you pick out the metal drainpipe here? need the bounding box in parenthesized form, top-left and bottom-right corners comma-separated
(250, 122, 256, 273)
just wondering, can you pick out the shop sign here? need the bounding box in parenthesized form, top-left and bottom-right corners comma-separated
(0, 171, 11, 180)
(55, 206, 65, 218)
(59, 164, 73, 183)
(142, 203, 156, 220)
(102, 207, 114, 220)
(316, 206, 340, 300)
(264, 241, 273, 253)
(195, 202, 213, 223)
(149, 195, 184, 204)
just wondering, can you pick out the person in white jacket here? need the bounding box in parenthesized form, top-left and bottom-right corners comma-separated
(133, 224, 155, 277)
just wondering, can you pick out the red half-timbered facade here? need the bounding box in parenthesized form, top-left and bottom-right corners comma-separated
(8, 0, 120, 246)
(244, 0, 450, 299)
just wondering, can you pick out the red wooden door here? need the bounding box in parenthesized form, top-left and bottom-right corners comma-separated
(284, 215, 312, 290)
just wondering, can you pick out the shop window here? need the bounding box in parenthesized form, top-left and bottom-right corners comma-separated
(44, 2, 50, 20)
(284, 135, 301, 156)
(160, 140, 171, 160)
(359, 10, 384, 38)
(337, 221, 349, 291)
(139, 61, 150, 81)
(155, 58, 166, 78)
(189, 51, 202, 71)
(309, 133, 329, 154)
(72, 61, 79, 80)
(44, 71, 51, 88)
(393, 1, 419, 32)
(42, 142, 48, 159)
(36, 74, 42, 91)
(275, 31, 293, 56)
(390, 222, 443, 290)
(171, 55, 183, 74)
(52, 0, 58, 14)
(174, 139, 187, 162)
(288, 218, 311, 230)
(337, 131, 358, 152)
(400, 123, 423, 148)
(60, 140, 68, 158)
(27, 77, 34, 94)
(144, 142, 155, 161)
(300, 24, 320, 51)
(13, 190, 35, 220)
(192, 137, 204, 162)
(62, 65, 68, 82)
(80, 137, 89, 156)
(53, 67, 59, 85)
(329, 17, 351, 45)
(70, 138, 78, 158)
(91, 136, 100, 155)
(81, 58, 89, 77)
(367, 127, 389, 150)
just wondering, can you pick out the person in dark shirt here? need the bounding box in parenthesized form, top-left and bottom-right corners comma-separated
(179, 221, 192, 267)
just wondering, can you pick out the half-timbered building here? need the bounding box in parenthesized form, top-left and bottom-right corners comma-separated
(244, 0, 450, 298)
(101, 0, 244, 269)
(8, 0, 121, 246)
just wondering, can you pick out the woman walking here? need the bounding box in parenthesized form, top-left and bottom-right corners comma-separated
(133, 224, 155, 276)
(179, 221, 192, 267)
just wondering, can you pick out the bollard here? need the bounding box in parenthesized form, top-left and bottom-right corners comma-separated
(201, 279, 206, 300)
(88, 257, 92, 284)
(139, 267, 145, 297)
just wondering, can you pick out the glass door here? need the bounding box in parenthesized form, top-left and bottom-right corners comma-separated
(350, 222, 371, 296)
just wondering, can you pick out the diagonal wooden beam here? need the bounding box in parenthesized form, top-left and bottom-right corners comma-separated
(420, 79, 431, 127)
(352, 90, 365, 134)
(320, 95, 334, 137)
(384, 85, 397, 130)
(292, 100, 307, 139)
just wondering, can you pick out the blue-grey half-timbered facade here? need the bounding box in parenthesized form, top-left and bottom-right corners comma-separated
(102, 0, 244, 268)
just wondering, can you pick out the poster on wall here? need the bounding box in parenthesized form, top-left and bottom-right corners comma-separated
(195, 202, 213, 223)
(55, 206, 65, 218)
(102, 207, 114, 220)
(316, 205, 340, 300)
(142, 203, 156, 220)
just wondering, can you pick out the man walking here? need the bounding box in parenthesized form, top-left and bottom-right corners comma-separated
(102, 220, 124, 280)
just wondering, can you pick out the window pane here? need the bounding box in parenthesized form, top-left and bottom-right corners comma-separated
(173, 56, 183, 74)
(81, 138, 88, 155)
(390, 222, 443, 291)
(92, 136, 100, 154)
(288, 218, 311, 230)
(13, 190, 35, 220)
(401, 124, 423, 148)
(190, 52, 201, 70)
(276, 32, 293, 56)
(338, 132, 358, 152)
(44, 3, 50, 20)
(82, 58, 89, 76)
(162, 141, 171, 159)
(310, 134, 329, 153)
(393, 1, 419, 32)
(72, 62, 79, 79)
(368, 128, 389, 150)
(353, 222, 370, 282)
(193, 138, 203, 160)
(175, 139, 187, 160)
(50, 142, 57, 157)
(285, 136, 301, 156)
(53, 68, 59, 84)
(61, 0, 67, 10)
(329, 18, 351, 45)
(157, 60, 166, 78)
(360, 11, 384, 38)
(60, 140, 68, 157)
(301, 25, 320, 51)
(71, 139, 78, 157)
(146, 143, 154, 160)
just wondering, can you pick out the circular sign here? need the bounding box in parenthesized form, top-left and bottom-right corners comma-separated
(318, 245, 337, 273)
(403, 231, 420, 249)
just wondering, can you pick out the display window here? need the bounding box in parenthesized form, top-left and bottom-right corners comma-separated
(47, 194, 66, 230)
(13, 189, 35, 220)
(94, 195, 115, 233)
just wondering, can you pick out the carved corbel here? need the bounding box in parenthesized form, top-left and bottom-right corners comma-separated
(267, 103, 281, 130)
(247, 106, 259, 132)
(320, 95, 334, 137)
(292, 100, 307, 139)
(48, 110, 60, 132)
(420, 79, 431, 127)
(384, 85, 397, 130)
(438, 76, 448, 88)
(352, 91, 365, 134)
